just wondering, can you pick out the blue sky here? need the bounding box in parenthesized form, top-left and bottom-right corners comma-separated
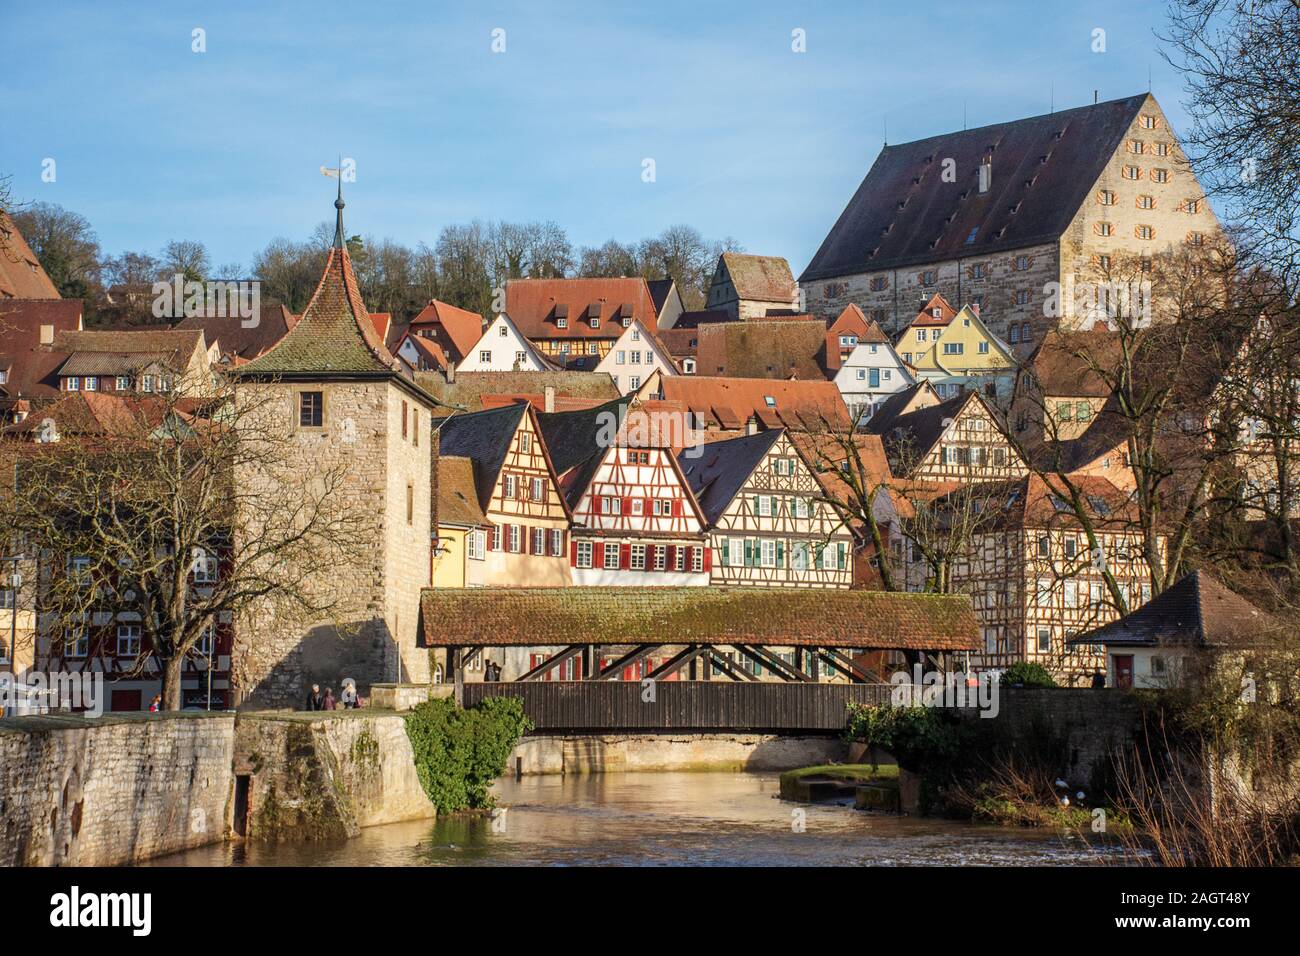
(1, 1, 1186, 275)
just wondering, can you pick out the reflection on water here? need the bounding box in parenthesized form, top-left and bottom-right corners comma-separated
(152, 772, 1119, 866)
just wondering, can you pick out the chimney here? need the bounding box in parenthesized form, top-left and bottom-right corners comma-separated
(544, 385, 556, 414)
(446, 360, 456, 384)
(39, 324, 54, 345)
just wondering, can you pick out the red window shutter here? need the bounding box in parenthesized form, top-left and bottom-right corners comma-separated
(621, 543, 631, 569)
(702, 546, 712, 571)
(644, 497, 652, 517)
(645, 545, 656, 571)
(623, 496, 633, 516)
(595, 542, 605, 567)
(592, 496, 602, 515)
(672, 499, 682, 517)
(666, 545, 676, 569)
(569, 540, 578, 566)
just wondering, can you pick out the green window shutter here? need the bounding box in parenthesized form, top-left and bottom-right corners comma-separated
(751, 495, 759, 517)
(837, 541, 847, 570)
(777, 540, 785, 567)
(744, 539, 754, 567)
(721, 538, 730, 566)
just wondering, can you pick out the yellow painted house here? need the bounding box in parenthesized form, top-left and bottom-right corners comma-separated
(896, 303, 1018, 402)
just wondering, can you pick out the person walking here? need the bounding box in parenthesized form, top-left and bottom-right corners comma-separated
(323, 687, 337, 711)
(305, 683, 324, 711)
(341, 682, 358, 709)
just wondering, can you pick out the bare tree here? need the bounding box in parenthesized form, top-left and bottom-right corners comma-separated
(0, 376, 373, 710)
(1161, 0, 1300, 277)
(159, 239, 210, 283)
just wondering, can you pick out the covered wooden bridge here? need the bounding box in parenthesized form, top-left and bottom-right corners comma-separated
(418, 587, 980, 732)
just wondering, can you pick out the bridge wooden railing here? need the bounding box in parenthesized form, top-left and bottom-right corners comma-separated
(460, 681, 895, 733)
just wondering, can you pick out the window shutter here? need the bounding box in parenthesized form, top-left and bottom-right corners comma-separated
(595, 542, 605, 567)
(569, 540, 578, 566)
(672, 499, 682, 517)
(621, 543, 632, 569)
(744, 539, 754, 567)
(721, 539, 730, 565)
(777, 540, 785, 566)
(837, 542, 847, 569)
(702, 547, 712, 571)
(623, 497, 633, 516)
(666, 545, 676, 569)
(645, 546, 655, 571)
(644, 497, 652, 518)
(592, 496, 602, 515)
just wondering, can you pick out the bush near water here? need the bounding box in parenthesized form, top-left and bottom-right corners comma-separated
(404, 696, 533, 813)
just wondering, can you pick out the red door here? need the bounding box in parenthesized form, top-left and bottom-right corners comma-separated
(1112, 655, 1134, 689)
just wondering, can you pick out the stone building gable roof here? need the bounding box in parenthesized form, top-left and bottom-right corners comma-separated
(419, 586, 981, 651)
(432, 403, 528, 510)
(0, 213, 61, 299)
(1070, 571, 1278, 649)
(801, 94, 1150, 282)
(435, 456, 487, 528)
(237, 242, 399, 377)
(676, 428, 782, 527)
(696, 320, 829, 380)
(718, 253, 796, 302)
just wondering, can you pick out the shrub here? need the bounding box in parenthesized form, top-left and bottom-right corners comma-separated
(844, 704, 962, 772)
(404, 696, 532, 813)
(1000, 661, 1057, 688)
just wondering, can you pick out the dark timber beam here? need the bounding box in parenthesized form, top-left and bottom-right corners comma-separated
(517, 645, 584, 682)
(645, 645, 706, 680)
(733, 644, 812, 682)
(816, 647, 878, 683)
(591, 644, 658, 680)
(704, 647, 758, 682)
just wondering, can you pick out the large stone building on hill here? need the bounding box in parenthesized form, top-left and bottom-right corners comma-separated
(799, 93, 1221, 351)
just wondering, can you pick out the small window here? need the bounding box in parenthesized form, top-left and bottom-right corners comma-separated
(406, 484, 414, 525)
(1097, 189, 1116, 206)
(603, 543, 621, 570)
(299, 391, 324, 428)
(576, 541, 593, 568)
(1095, 222, 1113, 237)
(479, 350, 492, 363)
(1136, 225, 1155, 240)
(1137, 195, 1155, 210)
(1122, 165, 1140, 180)
(1152, 168, 1169, 183)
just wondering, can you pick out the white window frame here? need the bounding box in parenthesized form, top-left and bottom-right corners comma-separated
(576, 541, 593, 568)
(116, 624, 141, 657)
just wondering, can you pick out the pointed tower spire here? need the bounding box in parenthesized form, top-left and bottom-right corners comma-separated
(332, 163, 346, 250)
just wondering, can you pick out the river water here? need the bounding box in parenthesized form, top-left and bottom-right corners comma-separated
(154, 772, 1121, 866)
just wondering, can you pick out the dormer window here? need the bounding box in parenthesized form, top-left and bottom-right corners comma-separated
(554, 304, 569, 329)
(588, 303, 602, 328)
(764, 396, 776, 407)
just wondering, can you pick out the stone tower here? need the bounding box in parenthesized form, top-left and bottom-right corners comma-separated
(230, 186, 438, 707)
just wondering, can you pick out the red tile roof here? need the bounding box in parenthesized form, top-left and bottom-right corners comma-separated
(408, 299, 485, 362)
(657, 376, 849, 431)
(908, 293, 958, 328)
(419, 586, 981, 651)
(0, 213, 61, 300)
(0, 299, 85, 409)
(696, 320, 830, 380)
(505, 278, 657, 341)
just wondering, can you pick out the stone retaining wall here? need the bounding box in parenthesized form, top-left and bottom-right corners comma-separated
(0, 712, 235, 866)
(512, 733, 846, 775)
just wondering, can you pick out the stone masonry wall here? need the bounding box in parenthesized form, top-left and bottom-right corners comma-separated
(232, 380, 396, 709)
(0, 712, 235, 866)
(232, 711, 433, 841)
(512, 732, 847, 775)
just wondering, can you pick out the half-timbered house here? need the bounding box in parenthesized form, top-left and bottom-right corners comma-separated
(678, 429, 853, 589)
(432, 402, 572, 588)
(867, 389, 1027, 482)
(538, 396, 710, 588)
